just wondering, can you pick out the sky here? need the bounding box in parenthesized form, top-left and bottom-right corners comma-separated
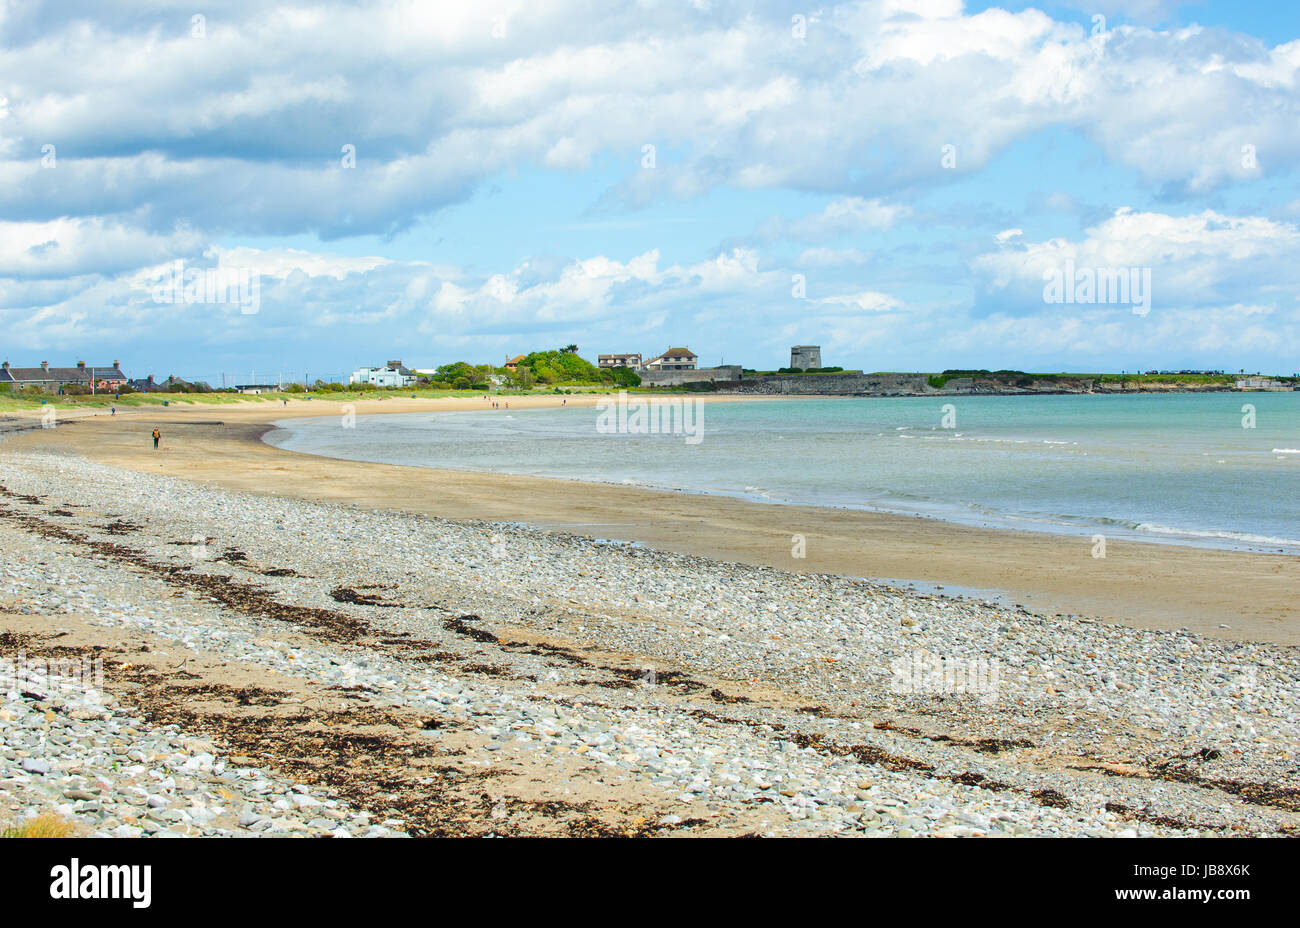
(2, 0, 1299, 383)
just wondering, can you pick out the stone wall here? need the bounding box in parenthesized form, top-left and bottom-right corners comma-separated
(640, 366, 743, 387)
(716, 373, 930, 395)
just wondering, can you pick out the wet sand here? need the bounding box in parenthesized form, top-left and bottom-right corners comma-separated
(5, 393, 1296, 645)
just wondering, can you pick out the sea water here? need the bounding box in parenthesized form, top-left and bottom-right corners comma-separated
(266, 392, 1300, 554)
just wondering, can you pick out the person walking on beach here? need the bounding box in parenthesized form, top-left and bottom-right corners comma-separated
(152, 428, 160, 450)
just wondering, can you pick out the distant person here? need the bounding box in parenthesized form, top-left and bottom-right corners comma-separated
(110, 407, 116, 416)
(152, 428, 160, 450)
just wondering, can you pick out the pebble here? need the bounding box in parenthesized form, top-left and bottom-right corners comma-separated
(1, 449, 1296, 837)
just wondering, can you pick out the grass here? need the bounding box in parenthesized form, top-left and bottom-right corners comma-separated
(6, 373, 1286, 414)
(0, 384, 693, 412)
(745, 369, 862, 377)
(1091, 373, 1240, 385)
(924, 371, 1295, 389)
(0, 390, 278, 412)
(0, 812, 76, 838)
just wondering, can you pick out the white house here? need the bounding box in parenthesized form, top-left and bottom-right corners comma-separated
(644, 347, 697, 371)
(349, 360, 417, 388)
(1234, 377, 1289, 391)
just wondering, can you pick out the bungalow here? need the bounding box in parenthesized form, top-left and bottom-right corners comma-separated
(598, 353, 643, 371)
(349, 360, 417, 388)
(503, 354, 527, 372)
(233, 384, 280, 395)
(644, 347, 697, 371)
(0, 360, 128, 393)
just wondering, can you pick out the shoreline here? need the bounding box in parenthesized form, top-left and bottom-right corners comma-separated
(2, 443, 1296, 836)
(4, 393, 1296, 646)
(266, 410, 1300, 559)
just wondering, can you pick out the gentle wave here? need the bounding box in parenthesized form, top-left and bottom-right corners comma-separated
(1135, 522, 1300, 549)
(267, 393, 1300, 556)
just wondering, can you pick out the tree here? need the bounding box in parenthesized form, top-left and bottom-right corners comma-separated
(608, 365, 641, 387)
(562, 344, 578, 354)
(516, 349, 603, 384)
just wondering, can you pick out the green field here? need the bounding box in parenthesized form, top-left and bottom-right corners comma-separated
(923, 370, 1291, 390)
(0, 385, 687, 413)
(4, 369, 1293, 414)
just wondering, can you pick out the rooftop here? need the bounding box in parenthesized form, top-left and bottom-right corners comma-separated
(0, 361, 126, 384)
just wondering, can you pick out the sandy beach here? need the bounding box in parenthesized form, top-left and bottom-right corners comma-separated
(5, 394, 1296, 646)
(1, 424, 1297, 837)
(10, 0, 1300, 866)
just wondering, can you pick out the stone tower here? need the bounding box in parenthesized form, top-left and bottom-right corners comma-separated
(789, 345, 822, 370)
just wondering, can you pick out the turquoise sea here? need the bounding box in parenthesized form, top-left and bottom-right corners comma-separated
(267, 392, 1300, 555)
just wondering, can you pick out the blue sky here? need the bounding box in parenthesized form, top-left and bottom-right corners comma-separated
(2, 0, 1299, 383)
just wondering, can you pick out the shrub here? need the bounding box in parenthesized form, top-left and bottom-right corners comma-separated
(1, 813, 76, 838)
(608, 365, 641, 387)
(516, 349, 604, 385)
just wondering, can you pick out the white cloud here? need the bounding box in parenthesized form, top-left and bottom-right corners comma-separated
(797, 246, 873, 266)
(1, 2, 1296, 239)
(972, 208, 1300, 307)
(0, 217, 205, 279)
(813, 290, 903, 312)
(3, 3, 1298, 376)
(208, 247, 400, 280)
(782, 197, 909, 240)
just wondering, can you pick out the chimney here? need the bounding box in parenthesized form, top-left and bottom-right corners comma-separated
(113, 360, 119, 369)
(2, 362, 8, 370)
(40, 361, 49, 371)
(77, 360, 86, 369)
